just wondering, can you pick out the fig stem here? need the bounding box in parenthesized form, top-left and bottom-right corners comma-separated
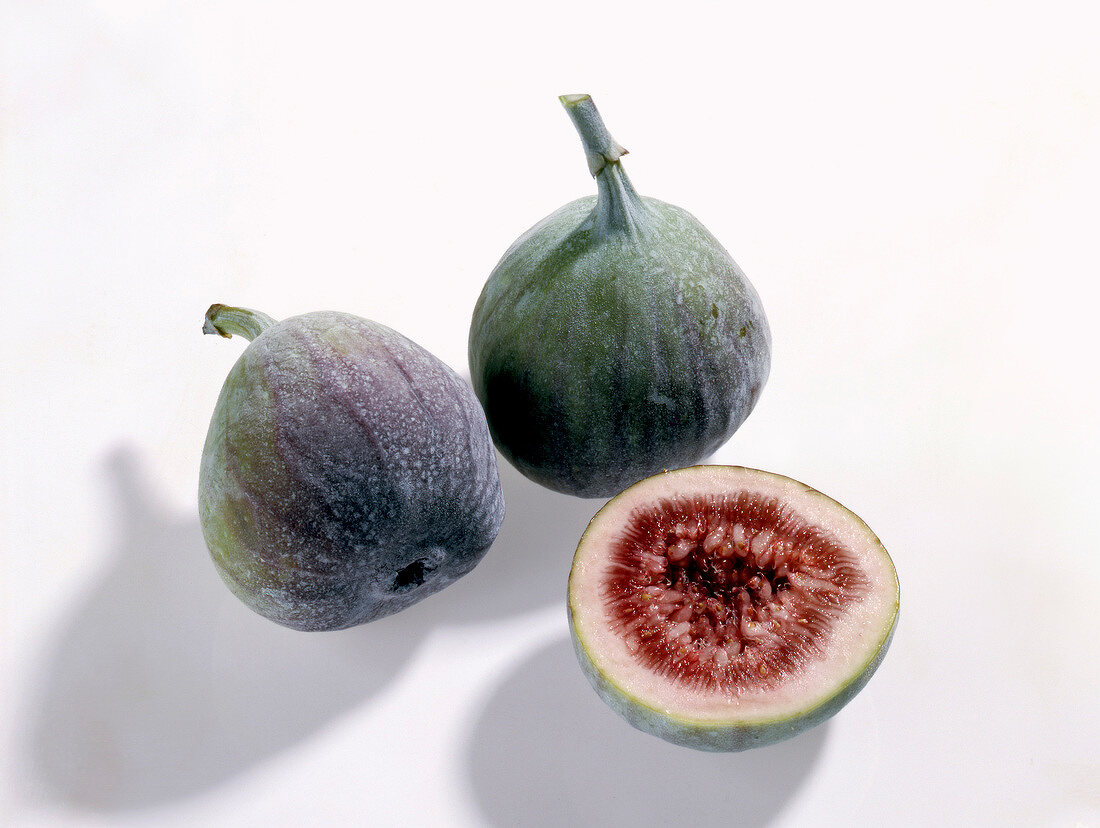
(560, 94, 628, 176)
(560, 94, 648, 236)
(203, 304, 277, 341)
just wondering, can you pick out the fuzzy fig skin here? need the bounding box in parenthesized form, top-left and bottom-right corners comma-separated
(469, 96, 770, 498)
(199, 309, 505, 631)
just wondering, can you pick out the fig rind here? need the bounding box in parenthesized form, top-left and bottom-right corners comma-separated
(567, 465, 899, 751)
(200, 310, 505, 631)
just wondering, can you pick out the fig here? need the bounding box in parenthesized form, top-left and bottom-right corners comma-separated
(568, 465, 899, 751)
(198, 304, 505, 631)
(469, 94, 771, 498)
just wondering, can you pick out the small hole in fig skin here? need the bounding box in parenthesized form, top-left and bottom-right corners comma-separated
(392, 558, 434, 592)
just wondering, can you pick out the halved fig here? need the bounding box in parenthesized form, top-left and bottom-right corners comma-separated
(568, 465, 899, 751)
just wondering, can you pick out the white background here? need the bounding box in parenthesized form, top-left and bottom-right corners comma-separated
(2, 1, 1099, 825)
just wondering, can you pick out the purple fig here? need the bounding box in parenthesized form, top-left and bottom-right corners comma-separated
(199, 304, 505, 631)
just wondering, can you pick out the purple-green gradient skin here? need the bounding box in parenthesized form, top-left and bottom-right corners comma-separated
(199, 311, 505, 631)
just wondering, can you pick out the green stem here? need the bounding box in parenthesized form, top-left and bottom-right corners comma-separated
(560, 94, 628, 176)
(203, 304, 277, 341)
(560, 94, 648, 236)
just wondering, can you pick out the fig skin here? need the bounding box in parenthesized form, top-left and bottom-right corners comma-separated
(469, 95, 771, 498)
(568, 466, 899, 751)
(199, 306, 505, 631)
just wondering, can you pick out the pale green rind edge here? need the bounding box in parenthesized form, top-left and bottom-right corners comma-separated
(569, 602, 898, 752)
(567, 464, 901, 751)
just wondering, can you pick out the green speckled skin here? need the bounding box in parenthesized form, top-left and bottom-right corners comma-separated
(200, 312, 505, 631)
(469, 180, 771, 498)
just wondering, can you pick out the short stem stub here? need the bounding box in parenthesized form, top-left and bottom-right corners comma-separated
(203, 304, 277, 341)
(560, 94, 628, 176)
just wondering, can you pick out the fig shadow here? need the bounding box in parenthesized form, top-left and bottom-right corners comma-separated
(20, 445, 422, 811)
(21, 443, 589, 813)
(466, 637, 829, 828)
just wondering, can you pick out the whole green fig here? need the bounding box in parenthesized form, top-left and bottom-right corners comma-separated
(469, 95, 771, 498)
(199, 304, 505, 631)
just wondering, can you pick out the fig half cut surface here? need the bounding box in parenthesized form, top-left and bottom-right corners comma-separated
(568, 465, 899, 751)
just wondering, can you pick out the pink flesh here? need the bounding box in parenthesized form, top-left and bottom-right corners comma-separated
(602, 492, 871, 694)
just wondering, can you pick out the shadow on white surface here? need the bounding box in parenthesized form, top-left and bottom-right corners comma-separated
(24, 444, 592, 812)
(24, 445, 418, 810)
(467, 637, 827, 827)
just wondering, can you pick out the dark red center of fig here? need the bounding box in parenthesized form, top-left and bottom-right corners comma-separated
(602, 492, 870, 693)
